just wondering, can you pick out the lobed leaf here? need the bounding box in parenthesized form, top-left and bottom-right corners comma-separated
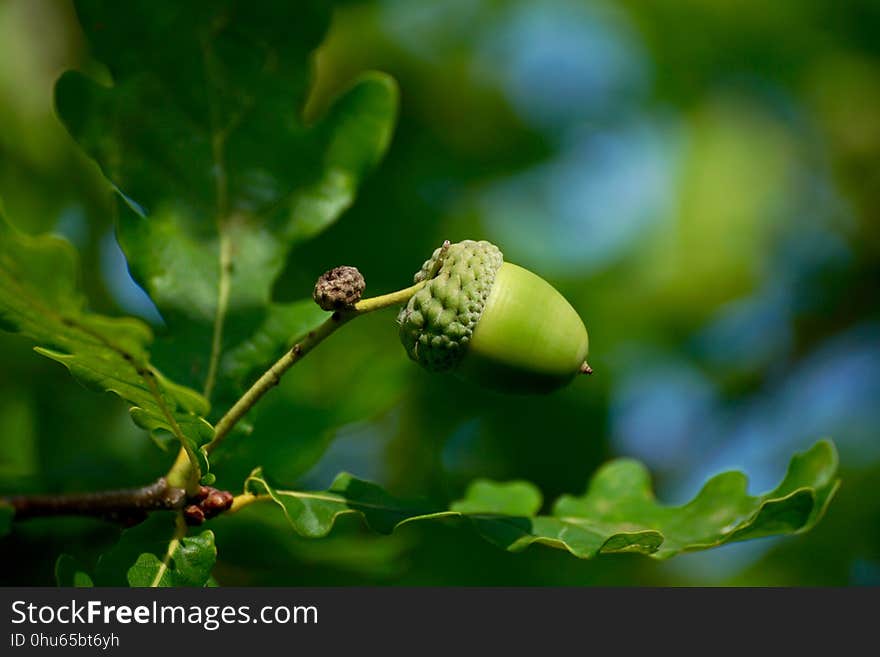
(55, 1, 398, 405)
(243, 440, 839, 559)
(245, 469, 426, 538)
(95, 514, 216, 587)
(127, 531, 216, 587)
(0, 212, 213, 475)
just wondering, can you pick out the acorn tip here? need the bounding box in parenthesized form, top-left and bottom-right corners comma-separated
(580, 362, 593, 375)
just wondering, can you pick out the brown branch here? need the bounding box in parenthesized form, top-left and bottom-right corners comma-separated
(4, 478, 186, 527)
(3, 479, 236, 528)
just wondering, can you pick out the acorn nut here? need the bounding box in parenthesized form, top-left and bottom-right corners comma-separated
(397, 240, 590, 394)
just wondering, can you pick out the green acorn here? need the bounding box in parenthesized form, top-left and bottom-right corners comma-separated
(397, 240, 590, 394)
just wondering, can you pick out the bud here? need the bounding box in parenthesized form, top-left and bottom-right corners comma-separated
(313, 266, 366, 311)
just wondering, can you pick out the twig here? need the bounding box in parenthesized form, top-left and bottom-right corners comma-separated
(3, 479, 235, 527)
(203, 276, 434, 455)
(4, 478, 186, 526)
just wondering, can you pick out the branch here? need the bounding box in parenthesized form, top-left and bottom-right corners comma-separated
(4, 478, 185, 526)
(4, 480, 234, 527)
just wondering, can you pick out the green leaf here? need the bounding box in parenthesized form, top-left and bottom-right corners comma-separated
(0, 211, 213, 471)
(127, 530, 216, 587)
(54, 554, 94, 587)
(95, 514, 216, 587)
(243, 440, 839, 559)
(245, 468, 426, 537)
(540, 440, 838, 558)
(450, 480, 543, 517)
(55, 2, 398, 404)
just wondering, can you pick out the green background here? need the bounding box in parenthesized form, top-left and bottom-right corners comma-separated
(1, 0, 878, 585)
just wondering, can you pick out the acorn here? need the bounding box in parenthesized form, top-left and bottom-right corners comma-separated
(397, 240, 590, 394)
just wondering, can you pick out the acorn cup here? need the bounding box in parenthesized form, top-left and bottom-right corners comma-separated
(397, 240, 590, 394)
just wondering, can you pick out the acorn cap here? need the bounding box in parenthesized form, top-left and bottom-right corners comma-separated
(397, 240, 503, 372)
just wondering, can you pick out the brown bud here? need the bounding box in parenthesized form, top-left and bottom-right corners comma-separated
(202, 490, 234, 517)
(190, 485, 211, 502)
(313, 266, 365, 311)
(183, 504, 206, 526)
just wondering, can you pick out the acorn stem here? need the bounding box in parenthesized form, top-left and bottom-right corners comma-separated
(351, 279, 429, 314)
(350, 240, 450, 314)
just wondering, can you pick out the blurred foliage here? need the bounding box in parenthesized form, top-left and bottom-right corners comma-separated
(0, 210, 214, 475)
(0, 0, 878, 585)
